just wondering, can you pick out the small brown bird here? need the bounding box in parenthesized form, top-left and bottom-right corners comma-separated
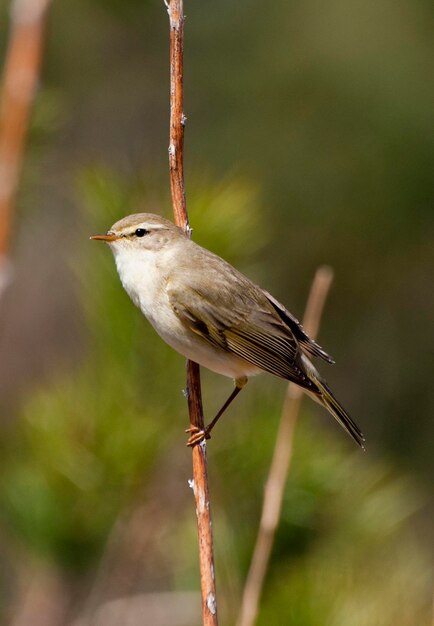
(91, 213, 364, 449)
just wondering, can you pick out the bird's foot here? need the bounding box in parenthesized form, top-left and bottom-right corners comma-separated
(185, 425, 211, 447)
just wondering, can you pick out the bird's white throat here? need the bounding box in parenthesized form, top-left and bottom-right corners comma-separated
(112, 246, 165, 321)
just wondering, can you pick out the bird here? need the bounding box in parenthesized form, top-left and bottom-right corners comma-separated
(91, 213, 364, 449)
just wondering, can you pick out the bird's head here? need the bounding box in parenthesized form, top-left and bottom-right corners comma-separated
(90, 213, 186, 257)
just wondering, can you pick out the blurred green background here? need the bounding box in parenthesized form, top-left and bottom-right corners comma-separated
(0, 0, 432, 624)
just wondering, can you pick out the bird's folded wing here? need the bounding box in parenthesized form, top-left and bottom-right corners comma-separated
(167, 283, 315, 389)
(262, 289, 335, 364)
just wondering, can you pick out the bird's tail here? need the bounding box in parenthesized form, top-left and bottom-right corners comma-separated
(306, 367, 365, 449)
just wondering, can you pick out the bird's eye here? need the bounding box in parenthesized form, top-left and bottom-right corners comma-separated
(134, 228, 147, 237)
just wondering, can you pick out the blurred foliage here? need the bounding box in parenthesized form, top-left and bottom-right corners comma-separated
(166, 413, 431, 625)
(90, 0, 152, 22)
(259, 425, 430, 626)
(0, 170, 268, 571)
(1, 169, 431, 623)
(0, 0, 432, 623)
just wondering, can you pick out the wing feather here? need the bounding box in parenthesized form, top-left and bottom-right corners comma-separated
(167, 281, 315, 390)
(262, 289, 335, 364)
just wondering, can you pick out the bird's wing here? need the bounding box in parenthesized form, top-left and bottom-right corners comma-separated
(262, 289, 335, 364)
(167, 280, 316, 390)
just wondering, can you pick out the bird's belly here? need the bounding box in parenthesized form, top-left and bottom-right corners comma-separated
(149, 308, 260, 380)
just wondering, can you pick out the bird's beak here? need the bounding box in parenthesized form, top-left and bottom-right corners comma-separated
(90, 232, 119, 242)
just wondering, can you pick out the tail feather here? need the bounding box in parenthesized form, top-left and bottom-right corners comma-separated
(310, 375, 365, 449)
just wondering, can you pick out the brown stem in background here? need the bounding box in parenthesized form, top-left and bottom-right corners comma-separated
(9, 565, 69, 626)
(0, 0, 51, 260)
(165, 1, 218, 625)
(237, 266, 334, 626)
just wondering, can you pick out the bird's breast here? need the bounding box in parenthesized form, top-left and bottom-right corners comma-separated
(114, 248, 186, 342)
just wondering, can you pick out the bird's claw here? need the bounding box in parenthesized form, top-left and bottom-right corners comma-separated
(185, 425, 211, 447)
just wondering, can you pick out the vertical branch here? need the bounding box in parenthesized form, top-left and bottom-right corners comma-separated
(186, 363, 218, 623)
(0, 0, 51, 277)
(238, 266, 334, 626)
(165, 2, 218, 625)
(166, 0, 189, 234)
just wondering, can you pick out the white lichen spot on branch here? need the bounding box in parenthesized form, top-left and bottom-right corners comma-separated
(207, 593, 217, 615)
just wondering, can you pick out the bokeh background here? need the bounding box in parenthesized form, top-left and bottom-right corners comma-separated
(0, 0, 433, 624)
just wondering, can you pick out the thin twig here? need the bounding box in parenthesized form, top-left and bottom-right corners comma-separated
(238, 266, 334, 626)
(167, 0, 190, 235)
(165, 2, 218, 625)
(0, 0, 51, 265)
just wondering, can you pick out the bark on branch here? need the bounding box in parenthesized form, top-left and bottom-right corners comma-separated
(165, 2, 218, 624)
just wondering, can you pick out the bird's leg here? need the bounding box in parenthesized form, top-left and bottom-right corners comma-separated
(186, 377, 248, 447)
